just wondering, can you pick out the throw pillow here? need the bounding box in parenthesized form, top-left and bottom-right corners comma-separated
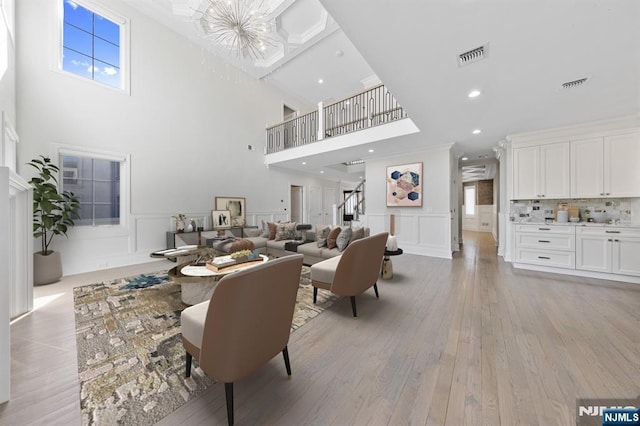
(326, 226, 342, 249)
(316, 226, 331, 247)
(336, 227, 353, 251)
(261, 220, 270, 238)
(349, 226, 365, 243)
(244, 228, 262, 238)
(267, 222, 278, 240)
(275, 222, 297, 241)
(228, 238, 255, 253)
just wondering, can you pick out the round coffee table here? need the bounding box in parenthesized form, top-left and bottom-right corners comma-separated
(169, 255, 268, 305)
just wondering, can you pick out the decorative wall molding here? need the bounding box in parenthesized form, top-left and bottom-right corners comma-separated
(366, 212, 452, 259)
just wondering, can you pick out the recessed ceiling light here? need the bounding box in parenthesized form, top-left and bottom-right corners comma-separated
(335, 50, 344, 57)
(462, 157, 469, 161)
(472, 129, 481, 134)
(468, 90, 481, 98)
(368, 149, 374, 153)
(320, 170, 324, 174)
(318, 78, 323, 84)
(302, 162, 306, 165)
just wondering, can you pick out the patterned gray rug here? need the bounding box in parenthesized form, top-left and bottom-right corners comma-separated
(73, 266, 338, 425)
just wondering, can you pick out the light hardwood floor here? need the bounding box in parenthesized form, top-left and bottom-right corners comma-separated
(1, 231, 639, 425)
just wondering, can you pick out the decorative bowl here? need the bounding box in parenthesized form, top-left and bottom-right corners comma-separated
(569, 217, 580, 223)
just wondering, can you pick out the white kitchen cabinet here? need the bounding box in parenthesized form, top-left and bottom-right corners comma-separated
(515, 225, 576, 268)
(605, 133, 640, 197)
(571, 132, 640, 198)
(512, 142, 570, 199)
(576, 227, 640, 276)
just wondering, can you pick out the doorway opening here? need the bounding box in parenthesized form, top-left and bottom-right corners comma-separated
(283, 104, 297, 121)
(290, 185, 303, 223)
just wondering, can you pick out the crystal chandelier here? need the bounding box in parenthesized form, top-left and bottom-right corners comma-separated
(198, 0, 274, 59)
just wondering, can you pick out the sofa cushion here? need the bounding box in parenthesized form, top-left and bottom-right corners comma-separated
(275, 222, 297, 241)
(326, 226, 341, 249)
(316, 226, 331, 247)
(267, 222, 277, 240)
(336, 227, 352, 251)
(243, 236, 267, 249)
(266, 239, 289, 251)
(244, 228, 262, 238)
(311, 255, 341, 284)
(181, 300, 209, 349)
(350, 226, 365, 243)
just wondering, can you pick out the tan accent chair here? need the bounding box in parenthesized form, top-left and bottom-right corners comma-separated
(181, 254, 304, 425)
(311, 232, 388, 317)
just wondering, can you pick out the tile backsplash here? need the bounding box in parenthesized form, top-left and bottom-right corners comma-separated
(509, 198, 635, 224)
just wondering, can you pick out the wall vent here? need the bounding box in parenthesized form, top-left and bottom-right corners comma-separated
(458, 44, 488, 67)
(561, 77, 589, 89)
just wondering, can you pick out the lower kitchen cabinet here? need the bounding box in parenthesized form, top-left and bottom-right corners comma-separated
(515, 224, 576, 268)
(576, 227, 640, 276)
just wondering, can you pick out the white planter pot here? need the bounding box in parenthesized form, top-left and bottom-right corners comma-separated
(33, 251, 63, 286)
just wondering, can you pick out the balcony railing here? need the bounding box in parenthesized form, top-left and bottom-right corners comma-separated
(265, 84, 407, 154)
(266, 110, 318, 154)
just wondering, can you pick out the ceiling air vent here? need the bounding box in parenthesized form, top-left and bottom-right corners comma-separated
(458, 44, 488, 67)
(561, 77, 589, 89)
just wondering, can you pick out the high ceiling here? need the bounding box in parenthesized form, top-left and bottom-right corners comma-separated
(126, 0, 640, 180)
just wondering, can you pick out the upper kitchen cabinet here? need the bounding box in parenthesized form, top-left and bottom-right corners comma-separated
(571, 132, 640, 198)
(513, 142, 570, 200)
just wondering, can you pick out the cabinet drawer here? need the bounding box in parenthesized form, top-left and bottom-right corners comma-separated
(576, 226, 640, 237)
(516, 233, 575, 251)
(515, 248, 575, 269)
(515, 224, 575, 234)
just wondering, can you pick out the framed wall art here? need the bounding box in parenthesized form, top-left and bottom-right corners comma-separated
(211, 210, 231, 230)
(386, 162, 423, 207)
(215, 196, 246, 227)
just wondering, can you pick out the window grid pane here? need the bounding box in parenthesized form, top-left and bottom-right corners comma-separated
(62, 1, 121, 89)
(62, 155, 121, 226)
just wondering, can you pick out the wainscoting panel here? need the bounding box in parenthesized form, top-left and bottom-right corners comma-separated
(366, 212, 452, 259)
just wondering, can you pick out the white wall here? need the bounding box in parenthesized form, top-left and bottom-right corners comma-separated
(0, 0, 15, 405)
(365, 141, 453, 259)
(15, 0, 335, 274)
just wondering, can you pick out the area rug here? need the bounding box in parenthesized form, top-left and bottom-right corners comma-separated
(73, 266, 338, 425)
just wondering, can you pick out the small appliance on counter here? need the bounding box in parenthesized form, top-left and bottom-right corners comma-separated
(557, 209, 569, 223)
(555, 203, 579, 223)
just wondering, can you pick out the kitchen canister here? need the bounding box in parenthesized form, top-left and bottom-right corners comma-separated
(557, 209, 569, 223)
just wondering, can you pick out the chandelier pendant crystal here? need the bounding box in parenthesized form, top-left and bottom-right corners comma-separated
(198, 0, 274, 59)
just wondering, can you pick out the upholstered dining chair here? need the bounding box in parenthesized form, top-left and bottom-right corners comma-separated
(311, 232, 388, 318)
(181, 254, 304, 426)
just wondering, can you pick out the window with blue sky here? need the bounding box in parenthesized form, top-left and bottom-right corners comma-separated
(62, 0, 121, 89)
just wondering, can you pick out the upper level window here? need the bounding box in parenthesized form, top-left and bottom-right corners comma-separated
(60, 0, 128, 90)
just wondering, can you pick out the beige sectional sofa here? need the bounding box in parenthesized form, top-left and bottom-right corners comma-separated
(240, 224, 370, 265)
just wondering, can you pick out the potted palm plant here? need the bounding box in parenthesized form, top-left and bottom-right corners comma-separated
(28, 156, 80, 285)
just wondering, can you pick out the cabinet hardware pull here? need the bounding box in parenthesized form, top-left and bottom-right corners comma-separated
(538, 240, 551, 243)
(608, 239, 612, 242)
(606, 192, 610, 195)
(538, 256, 550, 260)
(538, 228, 551, 230)
(605, 231, 621, 234)
(600, 193, 605, 196)
(614, 239, 619, 242)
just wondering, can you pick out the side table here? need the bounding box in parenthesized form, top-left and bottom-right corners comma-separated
(381, 248, 403, 280)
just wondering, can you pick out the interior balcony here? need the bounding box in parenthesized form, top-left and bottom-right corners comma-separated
(264, 84, 420, 178)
